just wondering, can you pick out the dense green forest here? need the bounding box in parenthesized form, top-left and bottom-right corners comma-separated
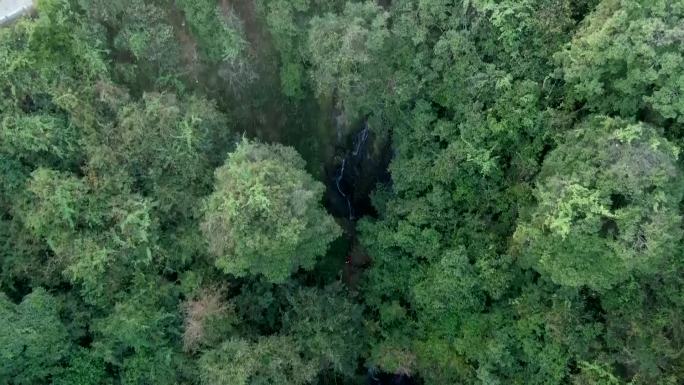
(1, 0, 683, 384)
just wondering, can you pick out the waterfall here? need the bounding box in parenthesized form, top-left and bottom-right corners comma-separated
(352, 122, 370, 156)
(330, 120, 377, 221)
(336, 158, 353, 220)
(336, 158, 346, 197)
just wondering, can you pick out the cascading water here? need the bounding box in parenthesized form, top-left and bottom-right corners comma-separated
(352, 121, 370, 156)
(323, 116, 391, 286)
(336, 158, 354, 220)
(325, 120, 420, 385)
(330, 120, 376, 221)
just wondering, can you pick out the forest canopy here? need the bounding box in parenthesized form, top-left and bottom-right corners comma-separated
(1, 0, 683, 385)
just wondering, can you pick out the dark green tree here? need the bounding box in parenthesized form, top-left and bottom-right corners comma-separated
(0, 288, 71, 384)
(282, 284, 365, 377)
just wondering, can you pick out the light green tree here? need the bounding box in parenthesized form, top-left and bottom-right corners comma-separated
(307, 1, 390, 116)
(514, 116, 683, 289)
(556, 0, 684, 124)
(199, 336, 317, 385)
(202, 139, 340, 282)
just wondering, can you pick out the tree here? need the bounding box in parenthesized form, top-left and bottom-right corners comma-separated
(176, 0, 255, 90)
(177, 0, 246, 64)
(181, 287, 236, 352)
(282, 284, 365, 376)
(259, 0, 344, 99)
(307, 1, 390, 117)
(199, 336, 317, 385)
(202, 139, 340, 282)
(513, 116, 683, 290)
(572, 362, 620, 385)
(472, 0, 581, 80)
(556, 0, 684, 126)
(77, 0, 182, 89)
(0, 288, 71, 384)
(90, 278, 183, 385)
(85, 90, 232, 223)
(18, 167, 159, 306)
(52, 348, 111, 385)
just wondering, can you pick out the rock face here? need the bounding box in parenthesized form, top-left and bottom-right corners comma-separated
(0, 0, 34, 26)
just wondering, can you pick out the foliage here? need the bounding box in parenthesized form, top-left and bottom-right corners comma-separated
(76, 0, 182, 90)
(258, 0, 342, 99)
(52, 348, 112, 385)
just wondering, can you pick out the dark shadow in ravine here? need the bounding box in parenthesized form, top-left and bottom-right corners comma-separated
(321, 118, 392, 288)
(367, 368, 419, 385)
